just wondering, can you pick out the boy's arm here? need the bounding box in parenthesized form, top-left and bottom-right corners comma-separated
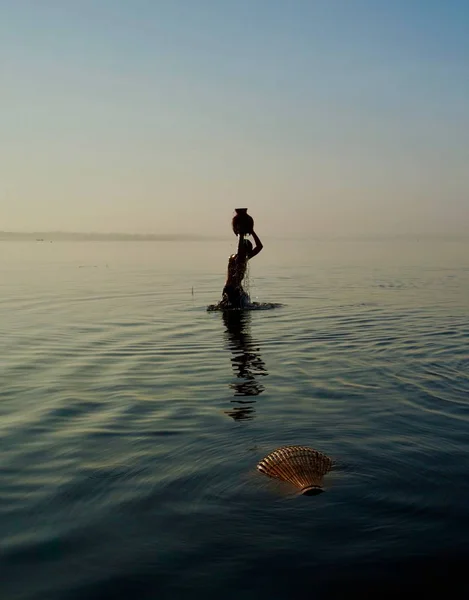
(249, 230, 263, 258)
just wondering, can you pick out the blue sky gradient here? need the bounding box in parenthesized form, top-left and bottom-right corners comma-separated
(2, 1, 468, 236)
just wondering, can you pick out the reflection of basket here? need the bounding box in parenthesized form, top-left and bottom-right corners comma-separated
(257, 446, 333, 495)
(232, 208, 254, 236)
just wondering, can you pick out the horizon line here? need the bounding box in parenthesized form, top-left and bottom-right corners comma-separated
(1, 231, 469, 242)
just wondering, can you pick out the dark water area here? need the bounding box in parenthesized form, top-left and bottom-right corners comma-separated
(1, 240, 469, 598)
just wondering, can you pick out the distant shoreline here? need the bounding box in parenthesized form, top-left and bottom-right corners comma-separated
(0, 232, 225, 242)
(1, 232, 468, 242)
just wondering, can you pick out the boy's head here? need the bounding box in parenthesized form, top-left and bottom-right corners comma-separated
(236, 237, 253, 260)
(237, 238, 253, 259)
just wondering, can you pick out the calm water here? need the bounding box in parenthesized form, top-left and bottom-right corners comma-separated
(1, 239, 469, 599)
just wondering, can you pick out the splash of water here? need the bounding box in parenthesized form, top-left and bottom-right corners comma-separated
(243, 261, 251, 296)
(206, 301, 283, 312)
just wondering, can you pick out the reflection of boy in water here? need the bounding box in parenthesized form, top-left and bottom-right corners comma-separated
(222, 230, 263, 308)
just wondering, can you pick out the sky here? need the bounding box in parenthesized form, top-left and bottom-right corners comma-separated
(1, 0, 468, 237)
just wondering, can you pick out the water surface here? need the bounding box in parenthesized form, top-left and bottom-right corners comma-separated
(1, 239, 469, 598)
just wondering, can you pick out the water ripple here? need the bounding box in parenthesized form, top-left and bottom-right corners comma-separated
(1, 241, 469, 599)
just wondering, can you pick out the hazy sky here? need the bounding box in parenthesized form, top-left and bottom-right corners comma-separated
(2, 0, 468, 236)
